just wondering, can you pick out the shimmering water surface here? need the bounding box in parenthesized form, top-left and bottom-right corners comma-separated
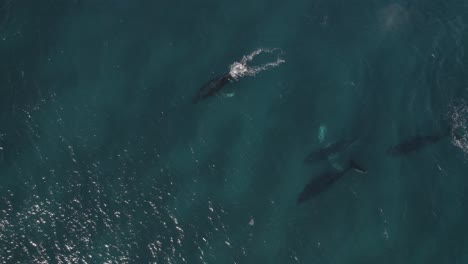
(1, 1, 468, 263)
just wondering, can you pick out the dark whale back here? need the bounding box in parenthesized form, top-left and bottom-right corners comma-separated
(304, 139, 355, 163)
(193, 73, 232, 103)
(297, 160, 366, 204)
(387, 131, 449, 156)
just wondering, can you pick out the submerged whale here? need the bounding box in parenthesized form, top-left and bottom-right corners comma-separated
(193, 72, 233, 103)
(387, 129, 451, 156)
(304, 139, 355, 163)
(297, 160, 367, 204)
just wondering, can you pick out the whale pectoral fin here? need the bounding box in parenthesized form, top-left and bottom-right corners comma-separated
(222, 91, 235, 98)
(349, 160, 367, 173)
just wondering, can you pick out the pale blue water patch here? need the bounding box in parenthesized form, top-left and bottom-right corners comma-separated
(318, 124, 327, 143)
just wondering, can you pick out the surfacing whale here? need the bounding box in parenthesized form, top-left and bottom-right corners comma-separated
(192, 72, 233, 103)
(304, 139, 355, 163)
(297, 160, 367, 204)
(193, 48, 285, 104)
(387, 129, 451, 156)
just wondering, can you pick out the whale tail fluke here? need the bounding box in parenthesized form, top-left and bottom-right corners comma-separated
(349, 160, 367, 174)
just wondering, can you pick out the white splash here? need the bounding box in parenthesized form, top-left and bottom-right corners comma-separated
(229, 48, 285, 81)
(448, 100, 468, 154)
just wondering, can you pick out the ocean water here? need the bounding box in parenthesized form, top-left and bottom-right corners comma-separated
(1, 0, 468, 263)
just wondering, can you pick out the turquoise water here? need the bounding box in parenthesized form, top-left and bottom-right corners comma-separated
(1, 0, 468, 263)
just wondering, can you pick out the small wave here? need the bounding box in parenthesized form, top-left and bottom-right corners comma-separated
(229, 48, 285, 80)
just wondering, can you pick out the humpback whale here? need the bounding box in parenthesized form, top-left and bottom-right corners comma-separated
(387, 129, 451, 156)
(192, 72, 233, 103)
(193, 49, 285, 103)
(304, 139, 355, 163)
(297, 160, 367, 204)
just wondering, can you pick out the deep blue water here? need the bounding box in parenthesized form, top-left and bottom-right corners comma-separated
(1, 0, 468, 263)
